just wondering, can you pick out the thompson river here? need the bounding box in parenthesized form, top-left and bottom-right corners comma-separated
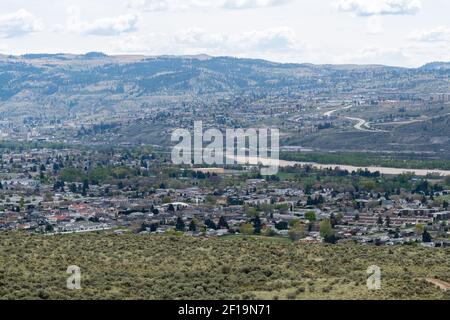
(232, 156, 450, 177)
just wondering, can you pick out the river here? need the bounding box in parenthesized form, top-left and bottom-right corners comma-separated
(232, 156, 450, 177)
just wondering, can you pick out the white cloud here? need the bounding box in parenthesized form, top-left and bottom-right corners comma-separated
(222, 0, 291, 10)
(410, 26, 450, 42)
(67, 7, 139, 36)
(366, 16, 383, 34)
(338, 46, 410, 66)
(127, 0, 171, 11)
(112, 26, 303, 56)
(175, 28, 227, 49)
(127, 0, 291, 11)
(334, 0, 421, 16)
(0, 9, 43, 38)
(237, 27, 299, 51)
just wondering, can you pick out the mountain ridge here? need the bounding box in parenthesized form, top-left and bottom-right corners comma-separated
(1, 51, 449, 69)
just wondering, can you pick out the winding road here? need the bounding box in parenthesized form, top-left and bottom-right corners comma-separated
(324, 105, 388, 133)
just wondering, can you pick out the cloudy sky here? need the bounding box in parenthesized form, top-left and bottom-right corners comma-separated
(0, 0, 449, 67)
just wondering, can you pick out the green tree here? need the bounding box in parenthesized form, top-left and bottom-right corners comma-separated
(218, 216, 229, 229)
(275, 221, 288, 230)
(305, 211, 316, 221)
(175, 217, 185, 231)
(319, 219, 333, 239)
(244, 206, 258, 217)
(288, 226, 305, 241)
(189, 220, 197, 232)
(385, 216, 391, 228)
(205, 195, 216, 205)
(260, 203, 273, 214)
(415, 224, 424, 235)
(422, 229, 432, 243)
(377, 215, 383, 226)
(239, 223, 254, 235)
(252, 215, 262, 234)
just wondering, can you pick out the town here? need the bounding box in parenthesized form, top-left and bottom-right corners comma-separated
(1, 143, 449, 248)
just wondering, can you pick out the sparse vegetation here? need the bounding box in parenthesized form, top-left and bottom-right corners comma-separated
(0, 232, 448, 300)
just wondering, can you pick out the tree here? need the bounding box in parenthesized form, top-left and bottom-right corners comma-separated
(377, 215, 383, 226)
(276, 203, 289, 214)
(275, 221, 288, 230)
(69, 183, 77, 193)
(385, 216, 391, 228)
(445, 176, 450, 187)
(239, 223, 254, 235)
(218, 216, 229, 229)
(189, 220, 197, 232)
(319, 219, 337, 244)
(175, 217, 185, 231)
(204, 218, 217, 230)
(319, 219, 333, 239)
(260, 203, 273, 214)
(443, 200, 449, 210)
(43, 192, 53, 202)
(422, 229, 432, 243)
(244, 206, 258, 217)
(45, 224, 54, 233)
(263, 227, 277, 237)
(252, 215, 262, 234)
(304, 211, 316, 221)
(205, 195, 216, 205)
(415, 223, 424, 235)
(83, 179, 89, 190)
(288, 226, 304, 241)
(329, 213, 338, 228)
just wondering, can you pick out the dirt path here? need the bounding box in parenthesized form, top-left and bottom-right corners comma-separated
(425, 278, 450, 291)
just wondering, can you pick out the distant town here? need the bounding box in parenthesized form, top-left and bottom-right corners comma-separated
(1, 143, 449, 248)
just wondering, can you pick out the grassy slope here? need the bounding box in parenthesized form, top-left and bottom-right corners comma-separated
(0, 232, 449, 300)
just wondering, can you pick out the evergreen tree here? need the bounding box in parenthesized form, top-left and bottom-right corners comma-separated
(218, 216, 229, 229)
(175, 217, 185, 231)
(422, 229, 432, 243)
(189, 220, 197, 232)
(252, 215, 262, 234)
(377, 215, 383, 225)
(385, 216, 391, 228)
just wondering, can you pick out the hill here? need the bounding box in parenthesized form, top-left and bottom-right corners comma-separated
(0, 232, 448, 300)
(0, 53, 449, 117)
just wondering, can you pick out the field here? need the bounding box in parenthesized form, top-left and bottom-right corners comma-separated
(0, 232, 449, 300)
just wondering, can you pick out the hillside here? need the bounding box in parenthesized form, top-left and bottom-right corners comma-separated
(0, 232, 449, 300)
(0, 53, 449, 118)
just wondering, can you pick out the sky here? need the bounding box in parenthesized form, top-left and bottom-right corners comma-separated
(0, 0, 449, 67)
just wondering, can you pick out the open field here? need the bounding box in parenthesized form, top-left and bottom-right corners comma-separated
(0, 232, 449, 300)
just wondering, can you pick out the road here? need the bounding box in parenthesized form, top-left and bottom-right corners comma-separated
(324, 104, 387, 132)
(344, 116, 388, 132)
(323, 104, 353, 117)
